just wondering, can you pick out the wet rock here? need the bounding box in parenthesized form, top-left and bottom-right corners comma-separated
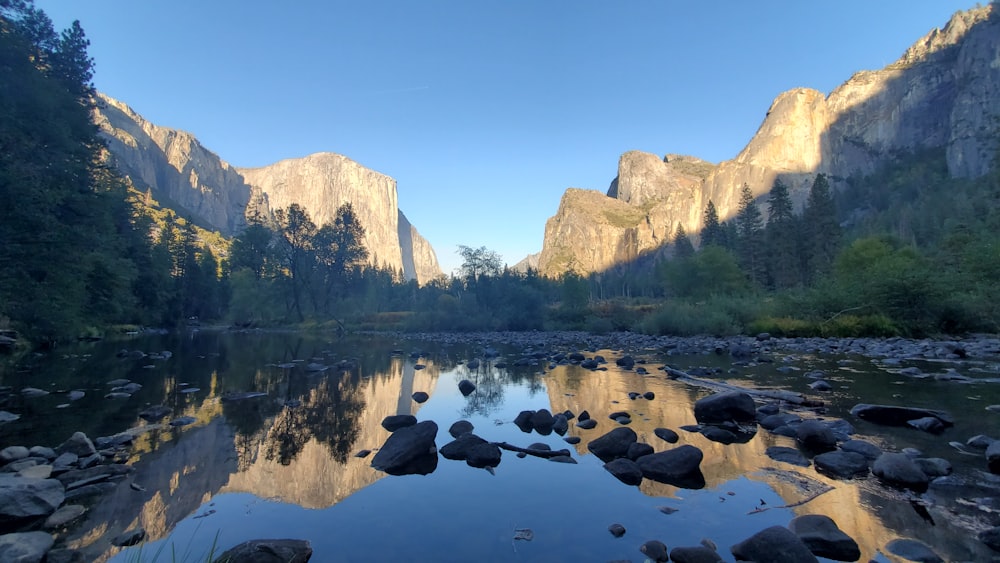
(988, 441, 1000, 474)
(788, 514, 861, 562)
(640, 539, 669, 562)
(0, 475, 64, 532)
(530, 409, 555, 434)
(56, 432, 97, 458)
(850, 404, 953, 428)
(370, 421, 438, 476)
(814, 451, 869, 479)
(514, 410, 535, 432)
(55, 464, 133, 488)
(111, 527, 146, 547)
(577, 410, 591, 422)
(873, 453, 930, 491)
(760, 413, 801, 431)
(0, 446, 30, 465)
(380, 414, 418, 432)
(914, 457, 951, 478)
(439, 433, 488, 461)
(603, 458, 643, 486)
(839, 439, 882, 460)
(448, 420, 474, 438)
(0, 531, 53, 563)
(809, 380, 832, 391)
(653, 428, 678, 443)
(669, 545, 724, 563)
(796, 420, 838, 453)
(212, 539, 313, 563)
(907, 416, 946, 434)
(353, 450, 371, 458)
(44, 548, 84, 563)
(563, 436, 580, 445)
(616, 355, 635, 369)
(626, 442, 654, 461)
(465, 443, 502, 469)
(635, 445, 704, 488)
(27, 447, 55, 461)
(548, 455, 577, 464)
(730, 525, 819, 562)
(551, 414, 569, 435)
(884, 538, 943, 563)
(765, 446, 810, 467)
(20, 388, 49, 398)
(169, 416, 197, 427)
(63, 482, 116, 503)
(979, 526, 1000, 551)
(457, 379, 476, 396)
(694, 391, 756, 424)
(587, 427, 637, 462)
(575, 418, 597, 430)
(411, 391, 429, 404)
(608, 523, 626, 537)
(700, 426, 739, 444)
(967, 434, 995, 449)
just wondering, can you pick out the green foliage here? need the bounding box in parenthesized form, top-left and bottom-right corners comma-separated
(672, 224, 695, 258)
(735, 183, 765, 285)
(639, 301, 741, 336)
(662, 246, 748, 299)
(700, 200, 725, 248)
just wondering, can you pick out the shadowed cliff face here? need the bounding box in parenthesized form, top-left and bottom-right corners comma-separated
(537, 5, 1000, 277)
(94, 96, 442, 284)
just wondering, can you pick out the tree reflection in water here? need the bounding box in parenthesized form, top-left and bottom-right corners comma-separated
(459, 360, 545, 418)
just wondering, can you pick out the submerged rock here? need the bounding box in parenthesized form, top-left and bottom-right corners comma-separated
(730, 525, 819, 562)
(640, 540, 669, 562)
(603, 458, 643, 486)
(669, 545, 723, 563)
(635, 445, 705, 488)
(694, 391, 756, 424)
(850, 404, 954, 428)
(884, 538, 943, 563)
(212, 539, 313, 563)
(814, 451, 869, 479)
(788, 514, 861, 562)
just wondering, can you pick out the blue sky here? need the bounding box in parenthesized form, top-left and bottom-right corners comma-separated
(38, 1, 977, 275)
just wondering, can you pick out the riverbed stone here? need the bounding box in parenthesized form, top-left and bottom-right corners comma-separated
(439, 433, 487, 461)
(27, 447, 55, 461)
(138, 405, 172, 422)
(653, 427, 678, 443)
(0, 531, 53, 563)
(814, 451, 869, 479)
(914, 457, 952, 478)
(603, 458, 643, 486)
(551, 413, 569, 435)
(907, 416, 946, 434)
(587, 427, 637, 462)
(694, 391, 756, 424)
(530, 409, 555, 434)
(873, 452, 930, 491)
(626, 442, 654, 461)
(411, 391, 429, 403)
(635, 445, 704, 488)
(608, 523, 626, 537)
(765, 446, 810, 467)
(380, 415, 417, 432)
(796, 420, 838, 453)
(669, 545, 723, 563)
(640, 540, 669, 562)
(457, 379, 476, 396)
(0, 446, 29, 465)
(730, 525, 819, 562)
(0, 475, 64, 532)
(465, 443, 502, 469)
(850, 404, 954, 428)
(55, 433, 96, 458)
(760, 413, 801, 431)
(212, 539, 314, 563)
(840, 439, 882, 460)
(448, 420, 474, 438)
(370, 420, 438, 476)
(884, 538, 943, 563)
(789, 514, 861, 561)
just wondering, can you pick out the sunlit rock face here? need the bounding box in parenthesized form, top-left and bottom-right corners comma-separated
(94, 95, 442, 284)
(538, 6, 1000, 277)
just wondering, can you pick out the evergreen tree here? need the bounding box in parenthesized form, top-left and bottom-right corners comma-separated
(700, 200, 725, 249)
(802, 173, 841, 283)
(673, 224, 695, 259)
(274, 203, 317, 321)
(735, 183, 765, 285)
(764, 178, 800, 288)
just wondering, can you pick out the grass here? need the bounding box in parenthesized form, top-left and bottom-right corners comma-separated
(123, 528, 220, 563)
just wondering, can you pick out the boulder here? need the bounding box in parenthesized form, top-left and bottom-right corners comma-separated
(448, 420, 474, 438)
(884, 538, 943, 563)
(907, 416, 946, 434)
(212, 539, 313, 563)
(814, 451, 869, 479)
(370, 420, 438, 476)
(914, 457, 952, 478)
(380, 415, 417, 432)
(850, 404, 953, 428)
(0, 531, 54, 563)
(694, 391, 756, 424)
(730, 525, 819, 562)
(789, 514, 861, 561)
(55, 433, 97, 458)
(873, 452, 930, 491)
(551, 414, 569, 435)
(760, 413, 801, 431)
(575, 418, 597, 430)
(586, 428, 637, 462)
(513, 410, 535, 432)
(465, 443, 502, 469)
(0, 475, 65, 532)
(138, 405, 172, 422)
(457, 379, 476, 396)
(626, 442, 654, 461)
(840, 439, 882, 460)
(640, 540, 669, 562)
(439, 433, 487, 461)
(411, 391, 429, 404)
(669, 545, 724, 563)
(0, 446, 30, 465)
(653, 427, 679, 443)
(635, 445, 704, 488)
(603, 458, 643, 486)
(765, 446, 810, 467)
(795, 420, 837, 453)
(530, 409, 555, 434)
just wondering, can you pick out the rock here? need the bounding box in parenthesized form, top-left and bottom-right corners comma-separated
(211, 539, 313, 563)
(653, 427, 679, 443)
(563, 436, 580, 445)
(760, 413, 801, 431)
(907, 416, 946, 434)
(380, 415, 417, 432)
(988, 441, 1000, 473)
(0, 411, 20, 424)
(457, 379, 476, 396)
(914, 457, 952, 477)
(0, 475, 65, 532)
(669, 546, 724, 563)
(439, 433, 488, 461)
(608, 523, 626, 537)
(978, 526, 1000, 551)
(699, 426, 739, 444)
(850, 404, 954, 428)
(814, 451, 869, 479)
(138, 405, 172, 422)
(28, 447, 55, 460)
(169, 416, 197, 427)
(765, 446, 810, 467)
(18, 465, 52, 480)
(626, 442, 654, 461)
(20, 388, 48, 398)
(730, 525, 819, 562)
(967, 434, 995, 449)
(873, 452, 930, 491)
(640, 540, 669, 562)
(789, 514, 861, 562)
(577, 410, 590, 421)
(551, 414, 569, 435)
(43, 548, 84, 563)
(840, 439, 882, 460)
(603, 458, 643, 486)
(411, 391, 429, 403)
(575, 418, 597, 430)
(693, 391, 756, 424)
(370, 420, 438, 476)
(884, 538, 943, 563)
(0, 531, 54, 563)
(635, 445, 705, 488)
(548, 455, 577, 464)
(448, 420, 474, 438)
(111, 527, 146, 547)
(795, 420, 838, 453)
(643, 391, 655, 400)
(465, 443, 502, 469)
(42, 504, 87, 530)
(586, 427, 637, 462)
(0, 446, 30, 465)
(809, 380, 832, 391)
(56, 433, 97, 458)
(530, 409, 555, 434)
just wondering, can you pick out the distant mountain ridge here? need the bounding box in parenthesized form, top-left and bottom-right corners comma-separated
(535, 5, 1000, 277)
(95, 94, 442, 284)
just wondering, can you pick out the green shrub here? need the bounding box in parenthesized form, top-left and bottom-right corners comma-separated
(639, 301, 740, 336)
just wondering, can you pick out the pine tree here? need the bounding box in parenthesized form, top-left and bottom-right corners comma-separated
(700, 200, 725, 249)
(764, 178, 800, 288)
(802, 173, 841, 284)
(673, 224, 695, 259)
(735, 183, 765, 285)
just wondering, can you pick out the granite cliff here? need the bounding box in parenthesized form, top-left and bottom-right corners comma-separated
(95, 95, 442, 284)
(537, 6, 1000, 277)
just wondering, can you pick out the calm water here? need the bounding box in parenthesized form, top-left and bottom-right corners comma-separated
(2, 330, 1000, 562)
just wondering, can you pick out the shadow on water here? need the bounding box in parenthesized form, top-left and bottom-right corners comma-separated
(2, 330, 1000, 561)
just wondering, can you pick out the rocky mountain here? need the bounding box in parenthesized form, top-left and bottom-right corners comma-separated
(95, 94, 442, 284)
(537, 6, 1000, 277)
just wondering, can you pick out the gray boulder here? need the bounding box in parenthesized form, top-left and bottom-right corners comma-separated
(987, 440, 1000, 474)
(884, 538, 943, 563)
(380, 415, 417, 432)
(694, 391, 756, 424)
(873, 452, 930, 491)
(669, 545, 723, 563)
(586, 427, 637, 462)
(212, 539, 313, 563)
(55, 433, 96, 458)
(0, 531, 54, 563)
(795, 420, 837, 453)
(465, 443, 501, 469)
(813, 451, 869, 479)
(850, 404, 953, 428)
(789, 514, 861, 561)
(603, 458, 643, 486)
(840, 439, 882, 460)
(730, 525, 819, 562)
(765, 446, 810, 467)
(635, 445, 704, 488)
(0, 475, 64, 532)
(530, 409, 555, 434)
(370, 420, 438, 476)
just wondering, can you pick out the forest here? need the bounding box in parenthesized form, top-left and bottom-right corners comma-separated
(2, 0, 1000, 351)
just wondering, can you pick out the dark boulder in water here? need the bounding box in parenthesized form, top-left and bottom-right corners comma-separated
(371, 421, 438, 476)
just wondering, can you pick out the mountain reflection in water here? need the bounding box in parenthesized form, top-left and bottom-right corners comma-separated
(1, 331, 996, 562)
